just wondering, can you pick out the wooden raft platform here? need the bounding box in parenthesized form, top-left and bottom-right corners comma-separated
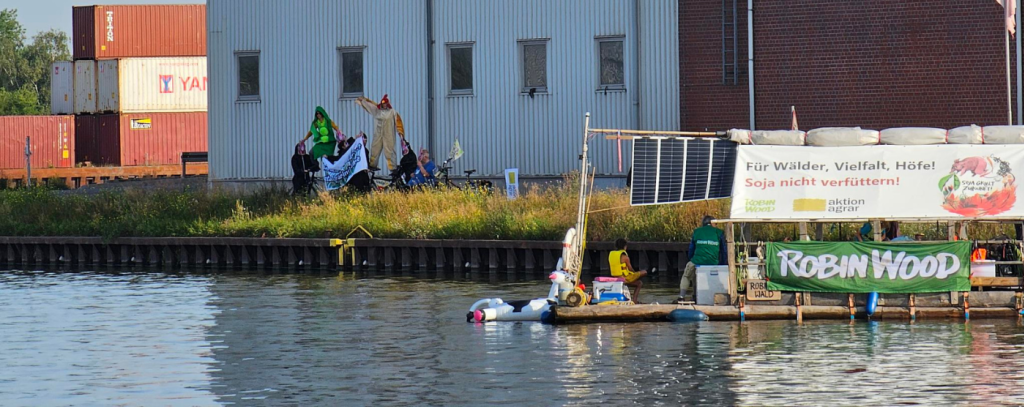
(548, 304, 1020, 323)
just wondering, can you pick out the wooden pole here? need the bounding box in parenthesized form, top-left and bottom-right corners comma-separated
(848, 293, 855, 320)
(799, 222, 809, 241)
(909, 293, 916, 321)
(727, 222, 737, 304)
(595, 129, 724, 137)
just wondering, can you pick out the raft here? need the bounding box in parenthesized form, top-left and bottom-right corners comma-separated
(546, 304, 1018, 324)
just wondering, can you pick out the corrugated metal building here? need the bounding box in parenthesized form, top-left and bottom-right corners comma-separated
(207, 0, 679, 182)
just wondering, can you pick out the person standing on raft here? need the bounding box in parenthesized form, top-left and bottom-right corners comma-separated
(609, 238, 647, 303)
(355, 94, 405, 171)
(300, 106, 342, 160)
(676, 216, 727, 304)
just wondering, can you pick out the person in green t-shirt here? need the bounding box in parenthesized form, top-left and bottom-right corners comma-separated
(676, 215, 727, 303)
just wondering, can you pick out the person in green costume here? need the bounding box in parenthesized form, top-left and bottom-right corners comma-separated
(675, 215, 727, 303)
(300, 106, 342, 160)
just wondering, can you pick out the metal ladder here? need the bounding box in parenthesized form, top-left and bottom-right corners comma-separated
(722, 0, 738, 85)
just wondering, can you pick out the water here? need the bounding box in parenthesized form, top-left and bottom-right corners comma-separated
(3, 271, 1024, 406)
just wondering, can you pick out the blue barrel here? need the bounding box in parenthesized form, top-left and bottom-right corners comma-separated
(866, 292, 879, 317)
(668, 309, 709, 322)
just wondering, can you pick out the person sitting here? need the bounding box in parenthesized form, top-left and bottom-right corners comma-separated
(407, 148, 438, 187)
(609, 238, 647, 303)
(290, 143, 317, 195)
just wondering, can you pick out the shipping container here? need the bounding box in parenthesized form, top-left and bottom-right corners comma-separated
(98, 57, 208, 113)
(74, 60, 97, 114)
(74, 115, 120, 165)
(73, 5, 206, 60)
(76, 112, 207, 166)
(50, 62, 74, 115)
(0, 116, 75, 170)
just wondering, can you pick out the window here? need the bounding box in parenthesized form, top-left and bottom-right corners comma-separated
(597, 37, 625, 90)
(448, 43, 473, 95)
(520, 39, 548, 94)
(236, 51, 260, 101)
(339, 47, 365, 98)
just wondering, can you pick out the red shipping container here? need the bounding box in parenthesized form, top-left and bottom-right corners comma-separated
(77, 112, 207, 166)
(0, 116, 75, 170)
(73, 5, 206, 60)
(74, 114, 120, 166)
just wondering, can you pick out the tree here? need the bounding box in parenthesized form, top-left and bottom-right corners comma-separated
(0, 9, 71, 115)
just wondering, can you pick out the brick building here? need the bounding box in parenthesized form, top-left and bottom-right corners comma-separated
(681, 0, 1020, 131)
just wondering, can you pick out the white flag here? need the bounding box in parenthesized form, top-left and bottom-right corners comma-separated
(449, 139, 464, 162)
(998, 0, 1017, 36)
(319, 137, 368, 191)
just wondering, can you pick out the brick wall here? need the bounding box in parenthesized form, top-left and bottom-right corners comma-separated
(680, 0, 750, 130)
(681, 0, 1019, 131)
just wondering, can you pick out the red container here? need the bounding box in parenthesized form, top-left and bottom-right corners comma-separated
(73, 5, 206, 60)
(0, 116, 75, 170)
(74, 114, 120, 165)
(77, 112, 207, 166)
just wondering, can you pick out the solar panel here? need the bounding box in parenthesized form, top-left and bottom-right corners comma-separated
(629, 138, 737, 206)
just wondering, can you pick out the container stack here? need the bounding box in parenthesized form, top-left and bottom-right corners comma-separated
(56, 4, 207, 166)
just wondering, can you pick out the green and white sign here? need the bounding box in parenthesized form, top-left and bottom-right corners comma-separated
(765, 241, 971, 293)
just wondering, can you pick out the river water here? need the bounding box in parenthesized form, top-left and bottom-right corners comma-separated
(3, 271, 1024, 406)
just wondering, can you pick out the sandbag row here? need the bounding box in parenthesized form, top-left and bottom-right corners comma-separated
(727, 125, 1024, 146)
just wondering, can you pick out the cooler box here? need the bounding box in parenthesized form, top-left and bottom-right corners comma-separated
(592, 277, 626, 302)
(696, 265, 730, 305)
(971, 260, 996, 277)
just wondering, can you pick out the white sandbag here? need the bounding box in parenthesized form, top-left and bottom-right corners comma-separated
(879, 127, 947, 145)
(727, 129, 752, 145)
(947, 125, 983, 144)
(749, 130, 806, 146)
(805, 127, 880, 146)
(981, 125, 1024, 144)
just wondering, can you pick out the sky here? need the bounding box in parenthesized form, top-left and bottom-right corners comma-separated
(8, 0, 205, 38)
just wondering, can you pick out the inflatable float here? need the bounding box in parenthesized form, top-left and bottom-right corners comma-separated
(467, 270, 575, 323)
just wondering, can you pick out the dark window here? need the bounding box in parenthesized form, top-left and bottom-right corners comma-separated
(521, 40, 548, 92)
(340, 47, 364, 98)
(237, 52, 260, 101)
(449, 44, 473, 94)
(598, 38, 624, 88)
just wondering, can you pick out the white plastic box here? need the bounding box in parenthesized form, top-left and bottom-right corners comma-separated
(971, 261, 996, 277)
(697, 265, 730, 305)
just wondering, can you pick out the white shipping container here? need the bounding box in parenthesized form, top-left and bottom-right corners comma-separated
(73, 60, 97, 114)
(50, 61, 74, 115)
(97, 57, 208, 113)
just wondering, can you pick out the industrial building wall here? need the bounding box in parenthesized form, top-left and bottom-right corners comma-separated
(208, 0, 678, 180)
(753, 0, 1017, 130)
(432, 0, 679, 177)
(681, 0, 1019, 131)
(207, 0, 428, 180)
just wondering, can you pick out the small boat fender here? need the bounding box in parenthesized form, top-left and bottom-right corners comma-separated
(667, 309, 709, 322)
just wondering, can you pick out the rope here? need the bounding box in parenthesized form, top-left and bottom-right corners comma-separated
(587, 204, 633, 214)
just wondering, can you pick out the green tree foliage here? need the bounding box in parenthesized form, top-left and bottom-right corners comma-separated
(0, 9, 71, 115)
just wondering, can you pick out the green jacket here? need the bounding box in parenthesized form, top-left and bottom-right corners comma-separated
(688, 225, 726, 266)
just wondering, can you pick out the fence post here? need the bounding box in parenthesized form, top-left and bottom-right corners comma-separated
(24, 136, 32, 188)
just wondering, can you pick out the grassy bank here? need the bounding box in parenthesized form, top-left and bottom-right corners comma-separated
(0, 182, 1013, 241)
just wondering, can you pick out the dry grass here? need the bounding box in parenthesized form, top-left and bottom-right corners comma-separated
(0, 182, 1014, 241)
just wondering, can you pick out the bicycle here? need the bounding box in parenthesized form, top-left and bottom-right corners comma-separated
(436, 161, 493, 193)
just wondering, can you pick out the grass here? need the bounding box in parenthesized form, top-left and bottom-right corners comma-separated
(0, 180, 1015, 241)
